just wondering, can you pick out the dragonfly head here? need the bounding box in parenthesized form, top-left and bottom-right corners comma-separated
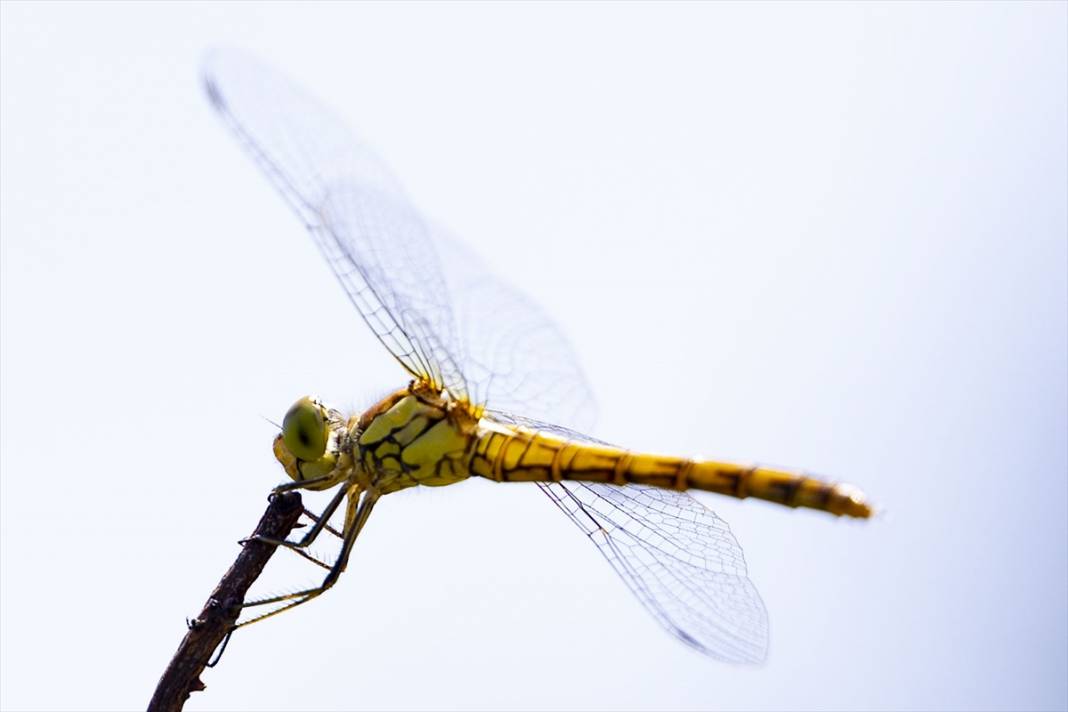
(272, 396, 347, 490)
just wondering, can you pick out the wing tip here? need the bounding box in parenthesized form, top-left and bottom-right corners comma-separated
(677, 627, 769, 665)
(203, 75, 225, 110)
(200, 47, 233, 111)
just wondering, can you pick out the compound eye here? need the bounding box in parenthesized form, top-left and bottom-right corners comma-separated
(281, 397, 328, 462)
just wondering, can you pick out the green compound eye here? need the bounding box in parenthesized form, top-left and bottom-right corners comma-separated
(282, 396, 329, 462)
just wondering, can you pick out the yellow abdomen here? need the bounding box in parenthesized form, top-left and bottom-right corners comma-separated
(470, 420, 871, 518)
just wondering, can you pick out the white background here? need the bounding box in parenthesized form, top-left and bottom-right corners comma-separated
(2, 2, 1066, 711)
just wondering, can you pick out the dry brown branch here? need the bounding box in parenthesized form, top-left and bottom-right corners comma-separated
(147, 491, 304, 712)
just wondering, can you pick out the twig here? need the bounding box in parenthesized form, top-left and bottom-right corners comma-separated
(147, 491, 304, 712)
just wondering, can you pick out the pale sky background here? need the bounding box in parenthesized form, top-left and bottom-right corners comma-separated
(1, 2, 1066, 711)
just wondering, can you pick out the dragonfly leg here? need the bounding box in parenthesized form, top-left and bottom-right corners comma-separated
(236, 487, 379, 628)
(271, 473, 337, 493)
(235, 535, 335, 570)
(275, 545, 334, 571)
(302, 507, 344, 539)
(205, 628, 234, 668)
(242, 484, 348, 550)
(290, 485, 348, 545)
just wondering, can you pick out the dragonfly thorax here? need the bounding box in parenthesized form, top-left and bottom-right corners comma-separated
(354, 382, 479, 493)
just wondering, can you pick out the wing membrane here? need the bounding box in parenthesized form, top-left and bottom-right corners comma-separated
(492, 414, 768, 663)
(203, 49, 467, 399)
(437, 236, 596, 431)
(541, 482, 768, 663)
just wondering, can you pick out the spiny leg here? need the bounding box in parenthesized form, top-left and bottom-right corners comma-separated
(270, 473, 338, 493)
(301, 507, 344, 539)
(256, 486, 350, 570)
(290, 485, 348, 545)
(238, 488, 375, 623)
(243, 484, 349, 554)
(236, 487, 379, 628)
(273, 545, 333, 571)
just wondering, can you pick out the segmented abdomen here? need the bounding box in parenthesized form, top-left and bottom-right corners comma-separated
(470, 423, 871, 518)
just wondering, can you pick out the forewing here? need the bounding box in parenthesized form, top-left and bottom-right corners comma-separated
(492, 415, 769, 663)
(203, 49, 467, 398)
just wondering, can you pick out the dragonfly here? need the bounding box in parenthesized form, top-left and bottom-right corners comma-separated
(203, 49, 872, 665)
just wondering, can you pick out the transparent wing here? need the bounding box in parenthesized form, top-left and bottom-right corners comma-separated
(436, 235, 595, 431)
(203, 49, 468, 399)
(542, 482, 768, 664)
(492, 414, 769, 663)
